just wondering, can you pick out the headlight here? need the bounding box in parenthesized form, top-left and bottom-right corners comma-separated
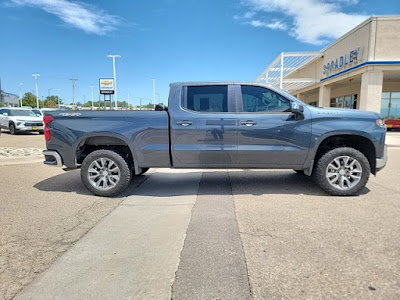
(16, 121, 24, 126)
(376, 119, 385, 128)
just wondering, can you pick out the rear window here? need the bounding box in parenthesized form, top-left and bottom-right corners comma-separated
(183, 85, 228, 113)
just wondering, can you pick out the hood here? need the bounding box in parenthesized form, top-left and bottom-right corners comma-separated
(308, 106, 381, 120)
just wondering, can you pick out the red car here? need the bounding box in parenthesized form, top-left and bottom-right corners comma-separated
(385, 119, 400, 130)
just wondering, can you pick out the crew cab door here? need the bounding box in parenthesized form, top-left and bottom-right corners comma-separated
(170, 84, 237, 167)
(235, 85, 311, 167)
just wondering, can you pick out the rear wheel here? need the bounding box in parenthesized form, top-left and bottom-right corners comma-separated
(81, 150, 132, 197)
(314, 147, 370, 196)
(9, 123, 17, 135)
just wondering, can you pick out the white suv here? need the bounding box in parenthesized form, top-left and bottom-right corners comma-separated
(0, 107, 44, 135)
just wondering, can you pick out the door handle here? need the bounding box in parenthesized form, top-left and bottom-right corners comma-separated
(177, 120, 193, 127)
(240, 120, 257, 126)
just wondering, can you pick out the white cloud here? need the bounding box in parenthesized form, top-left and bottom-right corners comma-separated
(249, 19, 287, 30)
(240, 0, 369, 45)
(10, 0, 120, 35)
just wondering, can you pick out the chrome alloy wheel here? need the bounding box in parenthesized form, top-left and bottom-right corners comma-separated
(325, 156, 363, 191)
(87, 158, 121, 191)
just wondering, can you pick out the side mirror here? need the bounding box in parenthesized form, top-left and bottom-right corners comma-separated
(2, 113, 8, 117)
(155, 104, 167, 111)
(36, 114, 41, 117)
(291, 102, 304, 115)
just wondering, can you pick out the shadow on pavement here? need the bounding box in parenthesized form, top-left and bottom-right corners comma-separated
(34, 169, 149, 197)
(34, 169, 370, 198)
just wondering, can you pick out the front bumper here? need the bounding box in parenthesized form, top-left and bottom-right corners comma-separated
(16, 125, 44, 132)
(376, 145, 387, 171)
(43, 150, 63, 167)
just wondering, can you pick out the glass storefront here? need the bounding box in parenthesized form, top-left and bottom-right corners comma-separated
(330, 94, 357, 109)
(381, 92, 400, 119)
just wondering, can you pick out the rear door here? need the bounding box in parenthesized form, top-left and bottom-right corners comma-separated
(170, 84, 237, 167)
(236, 85, 311, 167)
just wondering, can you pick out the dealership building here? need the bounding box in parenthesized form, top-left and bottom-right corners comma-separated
(257, 16, 400, 119)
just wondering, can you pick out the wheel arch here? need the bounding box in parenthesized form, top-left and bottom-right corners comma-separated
(75, 133, 141, 175)
(313, 134, 377, 174)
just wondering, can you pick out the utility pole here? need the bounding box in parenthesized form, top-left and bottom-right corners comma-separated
(70, 78, 78, 107)
(151, 78, 156, 110)
(127, 92, 130, 110)
(19, 83, 23, 107)
(32, 74, 40, 108)
(90, 85, 95, 110)
(106, 54, 121, 110)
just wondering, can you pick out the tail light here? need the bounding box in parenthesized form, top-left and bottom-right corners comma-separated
(43, 115, 54, 141)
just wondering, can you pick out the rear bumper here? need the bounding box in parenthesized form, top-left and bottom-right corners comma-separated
(43, 150, 63, 167)
(376, 145, 387, 171)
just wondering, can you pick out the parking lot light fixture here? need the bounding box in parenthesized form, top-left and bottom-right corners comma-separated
(107, 54, 121, 110)
(90, 85, 95, 110)
(19, 83, 23, 107)
(32, 74, 40, 108)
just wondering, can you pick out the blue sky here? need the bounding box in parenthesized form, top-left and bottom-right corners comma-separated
(1, 0, 399, 106)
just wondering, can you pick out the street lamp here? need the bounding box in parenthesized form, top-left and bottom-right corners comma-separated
(19, 83, 23, 107)
(32, 74, 40, 108)
(106, 54, 121, 110)
(151, 78, 156, 110)
(57, 89, 61, 109)
(90, 85, 95, 110)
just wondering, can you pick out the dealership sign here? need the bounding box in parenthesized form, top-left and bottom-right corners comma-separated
(99, 78, 115, 94)
(323, 47, 361, 75)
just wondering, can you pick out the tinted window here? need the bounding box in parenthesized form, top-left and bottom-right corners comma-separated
(0, 109, 4, 114)
(184, 86, 228, 113)
(241, 86, 291, 113)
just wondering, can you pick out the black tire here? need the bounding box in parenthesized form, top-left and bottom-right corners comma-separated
(39, 130, 44, 134)
(294, 170, 305, 175)
(81, 149, 132, 197)
(313, 147, 370, 196)
(9, 123, 17, 135)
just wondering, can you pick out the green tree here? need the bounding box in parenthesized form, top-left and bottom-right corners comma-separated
(44, 95, 63, 108)
(22, 92, 42, 108)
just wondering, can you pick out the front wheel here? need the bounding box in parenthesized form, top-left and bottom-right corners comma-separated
(314, 147, 370, 196)
(9, 123, 17, 135)
(81, 150, 132, 197)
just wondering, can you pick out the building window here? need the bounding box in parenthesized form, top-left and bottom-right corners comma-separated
(381, 92, 400, 120)
(308, 101, 318, 107)
(330, 94, 357, 109)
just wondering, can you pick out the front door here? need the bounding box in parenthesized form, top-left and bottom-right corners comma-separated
(236, 85, 311, 168)
(170, 85, 237, 167)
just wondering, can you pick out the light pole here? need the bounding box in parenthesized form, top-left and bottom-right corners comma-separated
(128, 92, 130, 110)
(151, 78, 156, 110)
(90, 85, 95, 110)
(19, 83, 23, 107)
(70, 78, 78, 107)
(57, 89, 61, 109)
(32, 74, 40, 108)
(107, 54, 121, 110)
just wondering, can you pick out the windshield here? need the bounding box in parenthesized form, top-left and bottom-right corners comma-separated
(9, 110, 37, 117)
(32, 109, 42, 115)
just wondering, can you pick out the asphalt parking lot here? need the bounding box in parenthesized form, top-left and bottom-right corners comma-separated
(1, 131, 399, 299)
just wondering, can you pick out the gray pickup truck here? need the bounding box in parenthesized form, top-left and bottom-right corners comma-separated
(43, 81, 387, 197)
